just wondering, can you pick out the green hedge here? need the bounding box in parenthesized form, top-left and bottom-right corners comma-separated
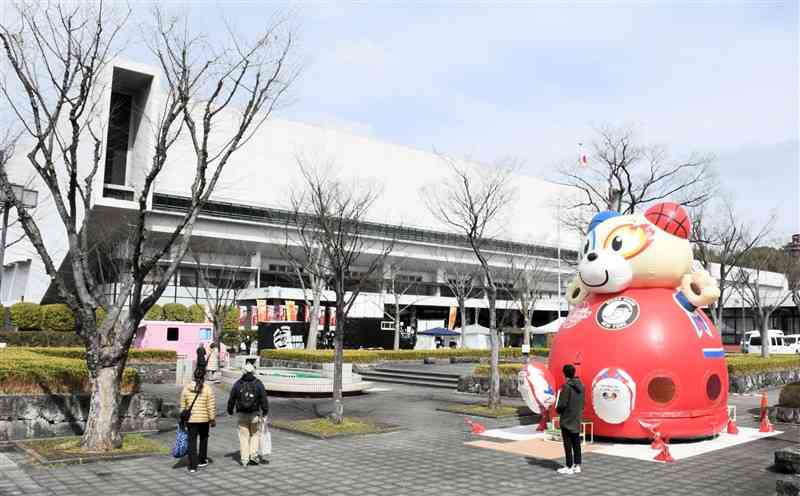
(40, 304, 76, 332)
(162, 303, 188, 322)
(0, 348, 139, 395)
(188, 304, 205, 323)
(727, 355, 800, 376)
(260, 347, 541, 364)
(10, 302, 42, 331)
(25, 347, 177, 363)
(144, 304, 164, 321)
(0, 331, 83, 347)
(473, 364, 525, 377)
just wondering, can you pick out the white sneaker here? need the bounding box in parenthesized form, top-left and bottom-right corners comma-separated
(573, 465, 582, 474)
(556, 466, 574, 475)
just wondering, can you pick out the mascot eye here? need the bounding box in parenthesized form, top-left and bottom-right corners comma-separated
(603, 223, 654, 260)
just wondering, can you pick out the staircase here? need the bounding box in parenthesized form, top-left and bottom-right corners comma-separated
(357, 367, 461, 389)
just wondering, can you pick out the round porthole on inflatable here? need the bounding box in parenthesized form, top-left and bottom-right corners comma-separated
(706, 374, 722, 402)
(647, 376, 677, 404)
(591, 368, 636, 424)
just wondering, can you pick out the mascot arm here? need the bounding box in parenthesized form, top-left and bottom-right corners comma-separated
(679, 269, 720, 308)
(565, 276, 588, 305)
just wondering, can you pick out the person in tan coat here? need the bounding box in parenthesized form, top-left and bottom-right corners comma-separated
(180, 368, 216, 473)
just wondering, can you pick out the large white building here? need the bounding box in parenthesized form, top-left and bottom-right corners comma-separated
(3, 59, 796, 346)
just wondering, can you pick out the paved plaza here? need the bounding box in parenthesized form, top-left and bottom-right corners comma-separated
(0, 381, 797, 496)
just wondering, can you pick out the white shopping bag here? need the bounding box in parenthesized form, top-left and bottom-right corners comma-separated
(259, 416, 272, 457)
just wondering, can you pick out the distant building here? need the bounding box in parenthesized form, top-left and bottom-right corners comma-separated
(785, 233, 800, 258)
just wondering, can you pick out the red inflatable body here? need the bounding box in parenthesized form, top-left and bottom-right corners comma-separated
(549, 287, 729, 440)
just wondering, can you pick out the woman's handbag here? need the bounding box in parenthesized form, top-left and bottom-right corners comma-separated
(172, 426, 189, 458)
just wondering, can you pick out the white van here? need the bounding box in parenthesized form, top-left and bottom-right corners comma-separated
(782, 334, 800, 354)
(741, 330, 795, 354)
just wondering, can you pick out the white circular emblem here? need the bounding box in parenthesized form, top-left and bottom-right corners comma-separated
(596, 296, 639, 330)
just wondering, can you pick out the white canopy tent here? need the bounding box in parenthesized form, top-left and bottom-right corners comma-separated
(459, 324, 492, 350)
(533, 317, 566, 334)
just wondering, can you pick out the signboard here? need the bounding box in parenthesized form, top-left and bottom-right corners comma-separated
(258, 322, 308, 350)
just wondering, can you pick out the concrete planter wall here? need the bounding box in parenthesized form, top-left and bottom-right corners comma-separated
(729, 369, 800, 394)
(129, 362, 176, 384)
(458, 376, 520, 398)
(0, 393, 162, 442)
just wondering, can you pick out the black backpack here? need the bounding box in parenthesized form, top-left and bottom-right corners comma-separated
(236, 380, 260, 413)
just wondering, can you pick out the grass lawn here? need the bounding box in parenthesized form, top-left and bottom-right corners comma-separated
(438, 402, 534, 418)
(20, 434, 168, 462)
(270, 417, 399, 439)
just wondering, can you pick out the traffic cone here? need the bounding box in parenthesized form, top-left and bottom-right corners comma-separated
(759, 392, 774, 433)
(536, 412, 548, 432)
(465, 418, 486, 434)
(726, 417, 739, 435)
(653, 439, 674, 463)
(651, 434, 665, 450)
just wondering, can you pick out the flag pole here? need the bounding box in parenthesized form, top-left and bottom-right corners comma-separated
(557, 196, 562, 317)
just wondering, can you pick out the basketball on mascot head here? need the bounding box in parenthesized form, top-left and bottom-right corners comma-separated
(517, 361, 556, 414)
(644, 202, 691, 240)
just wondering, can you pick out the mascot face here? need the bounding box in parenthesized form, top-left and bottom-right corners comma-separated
(591, 368, 636, 424)
(576, 203, 693, 296)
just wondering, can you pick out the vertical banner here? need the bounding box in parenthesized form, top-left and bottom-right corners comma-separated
(448, 305, 457, 329)
(256, 300, 267, 323)
(328, 307, 337, 327)
(286, 300, 298, 321)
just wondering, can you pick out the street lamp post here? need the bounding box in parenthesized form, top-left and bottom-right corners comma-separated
(0, 183, 38, 328)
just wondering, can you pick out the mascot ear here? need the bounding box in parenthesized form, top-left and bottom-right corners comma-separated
(566, 276, 588, 305)
(645, 202, 691, 239)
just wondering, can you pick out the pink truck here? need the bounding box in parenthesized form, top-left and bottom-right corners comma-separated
(133, 321, 227, 361)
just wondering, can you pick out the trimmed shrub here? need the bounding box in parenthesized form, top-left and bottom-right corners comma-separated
(10, 302, 42, 331)
(144, 304, 164, 321)
(27, 347, 177, 363)
(779, 382, 800, 408)
(473, 364, 525, 377)
(0, 348, 139, 395)
(260, 347, 542, 364)
(41, 304, 76, 332)
(0, 331, 83, 347)
(726, 355, 800, 376)
(224, 306, 239, 331)
(187, 304, 206, 323)
(162, 303, 188, 322)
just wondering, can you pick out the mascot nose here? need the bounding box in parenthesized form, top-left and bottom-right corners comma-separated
(587, 252, 598, 262)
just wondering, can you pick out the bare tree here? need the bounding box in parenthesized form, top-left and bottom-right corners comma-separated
(424, 157, 515, 410)
(282, 219, 328, 350)
(290, 161, 393, 423)
(440, 258, 477, 347)
(735, 246, 795, 358)
(0, 3, 295, 450)
(189, 243, 252, 363)
(380, 261, 430, 350)
(691, 199, 773, 329)
(502, 254, 546, 347)
(558, 125, 716, 235)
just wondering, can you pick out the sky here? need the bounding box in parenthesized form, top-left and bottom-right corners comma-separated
(2, 0, 798, 241)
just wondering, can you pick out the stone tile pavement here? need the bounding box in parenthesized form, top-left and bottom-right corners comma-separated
(0, 383, 796, 496)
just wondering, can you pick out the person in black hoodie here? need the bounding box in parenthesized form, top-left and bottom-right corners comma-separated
(227, 362, 269, 467)
(555, 364, 585, 475)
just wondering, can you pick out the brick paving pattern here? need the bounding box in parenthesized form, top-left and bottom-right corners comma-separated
(0, 381, 796, 495)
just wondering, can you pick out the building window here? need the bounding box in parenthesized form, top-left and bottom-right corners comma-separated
(104, 92, 132, 185)
(166, 327, 179, 341)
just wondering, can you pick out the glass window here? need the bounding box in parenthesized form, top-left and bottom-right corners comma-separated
(199, 328, 213, 341)
(772, 337, 782, 347)
(166, 327, 179, 341)
(750, 336, 762, 346)
(104, 92, 132, 185)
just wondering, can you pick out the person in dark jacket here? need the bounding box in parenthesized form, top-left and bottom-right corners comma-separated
(555, 363, 584, 475)
(227, 363, 269, 466)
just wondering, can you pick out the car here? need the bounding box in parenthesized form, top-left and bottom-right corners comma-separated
(740, 330, 795, 355)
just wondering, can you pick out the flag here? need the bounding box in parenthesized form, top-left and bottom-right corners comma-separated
(447, 306, 457, 329)
(579, 143, 588, 167)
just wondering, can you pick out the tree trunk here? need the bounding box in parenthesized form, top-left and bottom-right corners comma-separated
(330, 300, 345, 424)
(459, 298, 467, 347)
(393, 298, 401, 351)
(81, 362, 126, 451)
(522, 302, 531, 349)
(760, 314, 770, 358)
(306, 279, 322, 350)
(487, 289, 501, 410)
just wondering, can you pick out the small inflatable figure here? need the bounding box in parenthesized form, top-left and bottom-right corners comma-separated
(541, 202, 728, 440)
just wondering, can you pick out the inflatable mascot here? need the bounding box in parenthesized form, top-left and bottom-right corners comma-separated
(520, 202, 728, 440)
